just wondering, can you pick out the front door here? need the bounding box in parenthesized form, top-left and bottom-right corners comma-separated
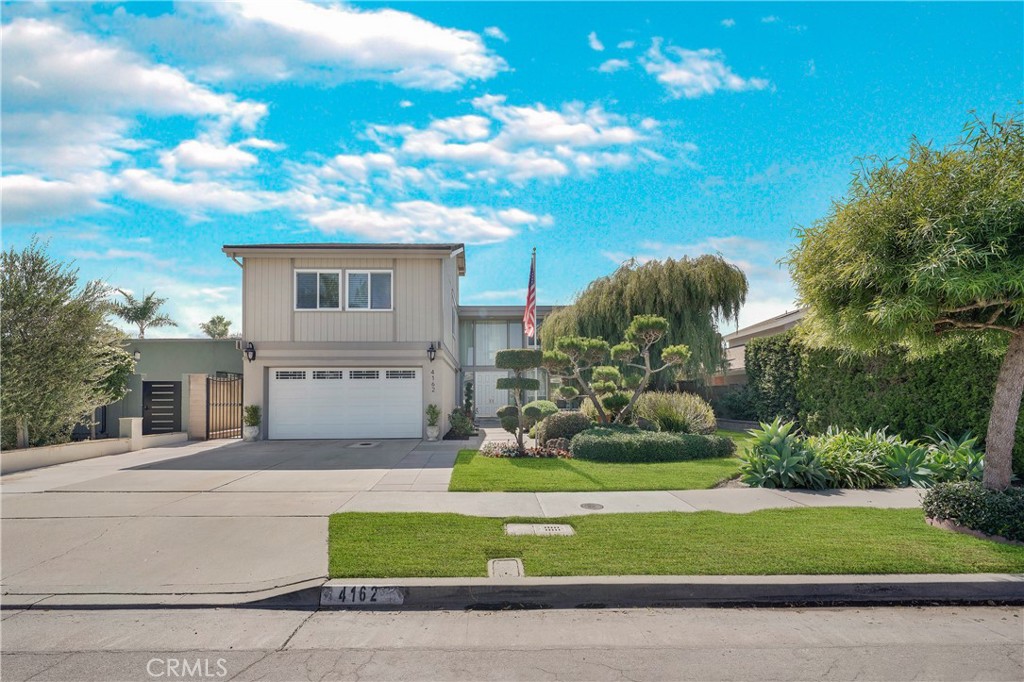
(474, 371, 509, 417)
(142, 381, 182, 435)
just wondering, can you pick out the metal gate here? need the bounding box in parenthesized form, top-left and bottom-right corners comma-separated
(142, 381, 182, 435)
(207, 376, 243, 439)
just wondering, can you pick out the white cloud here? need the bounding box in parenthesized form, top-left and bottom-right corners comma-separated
(399, 100, 414, 108)
(617, 40, 635, 49)
(116, 169, 271, 216)
(588, 31, 605, 51)
(598, 58, 630, 74)
(2, 18, 266, 129)
(240, 137, 286, 151)
(484, 26, 508, 42)
(429, 114, 492, 141)
(1, 112, 139, 175)
(805, 59, 817, 77)
(209, 0, 506, 90)
(1, 174, 110, 224)
(305, 200, 522, 244)
(160, 139, 259, 175)
(721, 19, 736, 28)
(496, 208, 554, 227)
(641, 39, 770, 99)
(69, 247, 172, 268)
(761, 16, 780, 24)
(462, 288, 528, 302)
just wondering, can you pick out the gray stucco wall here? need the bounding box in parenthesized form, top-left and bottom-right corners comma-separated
(106, 339, 243, 436)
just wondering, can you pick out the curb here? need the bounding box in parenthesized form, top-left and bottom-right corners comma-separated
(320, 573, 1024, 610)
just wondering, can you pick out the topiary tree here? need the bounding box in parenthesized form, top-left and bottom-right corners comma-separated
(523, 399, 558, 429)
(787, 113, 1024, 490)
(543, 315, 691, 425)
(495, 348, 542, 453)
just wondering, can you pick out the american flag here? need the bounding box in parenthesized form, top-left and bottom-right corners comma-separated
(524, 248, 537, 340)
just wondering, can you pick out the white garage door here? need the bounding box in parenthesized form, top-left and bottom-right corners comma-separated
(268, 367, 422, 439)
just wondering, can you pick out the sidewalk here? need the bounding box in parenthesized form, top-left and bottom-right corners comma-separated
(334, 487, 924, 517)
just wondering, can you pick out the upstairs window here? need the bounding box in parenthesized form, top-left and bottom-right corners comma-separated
(347, 271, 392, 311)
(295, 271, 341, 310)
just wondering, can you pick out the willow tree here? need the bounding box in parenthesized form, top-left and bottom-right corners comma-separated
(788, 114, 1024, 491)
(541, 255, 747, 381)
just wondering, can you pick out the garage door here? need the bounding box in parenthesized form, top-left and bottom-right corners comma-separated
(268, 368, 422, 439)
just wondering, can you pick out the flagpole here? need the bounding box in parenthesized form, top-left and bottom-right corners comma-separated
(530, 247, 536, 347)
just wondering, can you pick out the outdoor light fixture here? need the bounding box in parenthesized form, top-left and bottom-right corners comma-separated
(244, 342, 257, 363)
(427, 342, 437, 362)
(132, 350, 141, 361)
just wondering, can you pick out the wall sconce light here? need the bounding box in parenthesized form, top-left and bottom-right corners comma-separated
(244, 342, 257, 363)
(426, 342, 437, 362)
(133, 350, 141, 361)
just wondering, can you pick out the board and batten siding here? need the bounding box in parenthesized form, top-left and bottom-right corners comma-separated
(243, 256, 444, 343)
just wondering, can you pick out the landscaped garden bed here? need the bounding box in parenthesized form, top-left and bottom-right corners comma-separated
(327, 509, 1024, 578)
(448, 429, 751, 492)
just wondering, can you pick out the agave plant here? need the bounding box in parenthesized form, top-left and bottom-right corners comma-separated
(740, 418, 828, 490)
(883, 443, 935, 488)
(927, 430, 984, 482)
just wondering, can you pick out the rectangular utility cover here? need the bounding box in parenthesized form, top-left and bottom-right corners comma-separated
(504, 523, 575, 536)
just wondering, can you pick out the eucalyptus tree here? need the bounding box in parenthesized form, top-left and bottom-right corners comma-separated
(788, 114, 1024, 490)
(1, 240, 134, 448)
(112, 289, 178, 338)
(541, 255, 747, 381)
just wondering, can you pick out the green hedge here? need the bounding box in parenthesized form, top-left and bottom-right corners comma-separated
(745, 331, 801, 423)
(570, 427, 736, 463)
(535, 411, 592, 446)
(922, 482, 1024, 543)
(746, 334, 1024, 477)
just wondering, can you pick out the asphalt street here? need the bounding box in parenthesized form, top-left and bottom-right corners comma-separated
(1, 605, 1021, 681)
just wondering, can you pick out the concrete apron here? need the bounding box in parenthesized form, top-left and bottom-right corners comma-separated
(320, 574, 1024, 610)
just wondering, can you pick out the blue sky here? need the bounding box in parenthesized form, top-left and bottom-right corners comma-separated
(3, 1, 1021, 337)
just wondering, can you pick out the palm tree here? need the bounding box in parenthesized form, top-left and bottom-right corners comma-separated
(112, 289, 178, 338)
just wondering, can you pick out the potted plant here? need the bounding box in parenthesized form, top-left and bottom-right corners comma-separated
(243, 405, 261, 442)
(425, 403, 441, 441)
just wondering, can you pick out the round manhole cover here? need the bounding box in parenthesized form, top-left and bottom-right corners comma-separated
(580, 503, 604, 510)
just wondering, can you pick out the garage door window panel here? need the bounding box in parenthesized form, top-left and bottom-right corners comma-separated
(295, 271, 341, 310)
(347, 271, 392, 311)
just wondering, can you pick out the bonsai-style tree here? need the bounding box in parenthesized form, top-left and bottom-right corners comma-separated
(543, 315, 691, 424)
(788, 114, 1024, 491)
(112, 289, 178, 338)
(495, 348, 542, 453)
(200, 315, 232, 338)
(541, 255, 746, 382)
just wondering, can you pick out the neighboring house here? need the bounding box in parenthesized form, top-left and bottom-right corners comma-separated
(458, 305, 556, 417)
(223, 243, 466, 440)
(103, 338, 242, 438)
(712, 308, 806, 387)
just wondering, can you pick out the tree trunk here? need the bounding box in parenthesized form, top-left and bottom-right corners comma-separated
(983, 329, 1024, 490)
(16, 416, 29, 449)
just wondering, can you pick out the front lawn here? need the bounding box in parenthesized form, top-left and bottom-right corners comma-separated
(448, 429, 751, 492)
(327, 508, 1024, 578)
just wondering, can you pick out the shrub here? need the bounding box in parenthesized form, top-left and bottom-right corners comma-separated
(806, 427, 893, 489)
(425, 404, 440, 427)
(448, 408, 474, 437)
(745, 331, 800, 423)
(713, 384, 757, 421)
(739, 418, 828, 489)
(535, 411, 593, 446)
(632, 391, 716, 434)
(600, 391, 630, 418)
(496, 405, 519, 435)
(523, 400, 558, 427)
(547, 437, 571, 451)
(569, 427, 735, 463)
(243, 405, 261, 427)
(922, 482, 1024, 543)
(581, 391, 630, 422)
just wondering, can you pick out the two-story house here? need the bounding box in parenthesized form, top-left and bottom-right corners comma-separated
(223, 243, 466, 440)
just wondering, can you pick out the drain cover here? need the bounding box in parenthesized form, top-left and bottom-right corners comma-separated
(504, 523, 575, 536)
(580, 503, 604, 510)
(347, 441, 379, 448)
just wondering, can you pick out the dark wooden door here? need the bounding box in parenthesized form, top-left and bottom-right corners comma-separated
(142, 381, 181, 435)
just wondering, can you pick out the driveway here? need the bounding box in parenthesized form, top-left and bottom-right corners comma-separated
(0, 437, 467, 605)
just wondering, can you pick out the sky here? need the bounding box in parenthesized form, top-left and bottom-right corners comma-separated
(2, 1, 1022, 338)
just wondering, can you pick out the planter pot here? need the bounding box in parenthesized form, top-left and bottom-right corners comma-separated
(426, 425, 440, 441)
(242, 425, 260, 442)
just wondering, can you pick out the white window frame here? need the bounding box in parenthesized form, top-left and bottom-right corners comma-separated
(294, 269, 343, 311)
(346, 269, 394, 312)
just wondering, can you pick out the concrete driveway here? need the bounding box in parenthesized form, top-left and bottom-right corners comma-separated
(0, 437, 466, 605)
